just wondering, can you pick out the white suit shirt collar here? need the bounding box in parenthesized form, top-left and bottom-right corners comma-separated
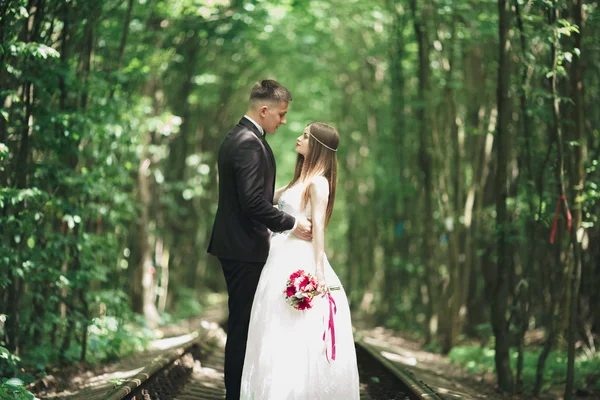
(243, 115, 265, 136)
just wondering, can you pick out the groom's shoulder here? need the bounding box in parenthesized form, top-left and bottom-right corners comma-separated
(227, 128, 260, 143)
(227, 120, 256, 137)
(221, 124, 261, 153)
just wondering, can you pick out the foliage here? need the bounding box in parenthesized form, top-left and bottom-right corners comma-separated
(0, 0, 599, 396)
(0, 341, 37, 400)
(160, 288, 205, 323)
(449, 345, 600, 392)
(0, 378, 38, 400)
(86, 316, 155, 363)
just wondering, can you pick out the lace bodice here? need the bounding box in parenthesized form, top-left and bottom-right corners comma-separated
(277, 184, 312, 219)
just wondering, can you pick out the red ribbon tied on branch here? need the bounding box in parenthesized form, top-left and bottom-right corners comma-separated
(323, 292, 337, 363)
(549, 195, 572, 244)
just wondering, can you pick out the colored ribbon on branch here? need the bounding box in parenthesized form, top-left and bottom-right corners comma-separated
(550, 194, 572, 244)
(323, 292, 337, 362)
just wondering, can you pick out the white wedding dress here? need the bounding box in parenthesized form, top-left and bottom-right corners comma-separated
(240, 184, 360, 400)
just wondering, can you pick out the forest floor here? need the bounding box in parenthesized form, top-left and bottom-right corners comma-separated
(356, 323, 598, 400)
(30, 298, 596, 400)
(30, 297, 228, 399)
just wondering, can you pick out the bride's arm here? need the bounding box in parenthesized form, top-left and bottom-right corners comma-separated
(309, 176, 330, 293)
(273, 185, 288, 205)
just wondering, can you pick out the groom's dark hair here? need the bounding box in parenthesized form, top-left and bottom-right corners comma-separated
(249, 80, 292, 104)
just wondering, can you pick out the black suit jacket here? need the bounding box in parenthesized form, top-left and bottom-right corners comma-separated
(207, 117, 296, 262)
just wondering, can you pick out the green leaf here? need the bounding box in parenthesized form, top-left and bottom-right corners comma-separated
(33, 44, 60, 59)
(5, 377, 24, 387)
(564, 52, 572, 63)
(0, 347, 10, 360)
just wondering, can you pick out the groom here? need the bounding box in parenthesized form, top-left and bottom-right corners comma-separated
(207, 80, 312, 400)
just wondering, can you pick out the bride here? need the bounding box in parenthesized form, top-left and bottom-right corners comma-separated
(240, 122, 360, 399)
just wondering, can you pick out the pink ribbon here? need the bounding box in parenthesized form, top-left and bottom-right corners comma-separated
(550, 195, 572, 244)
(323, 292, 337, 362)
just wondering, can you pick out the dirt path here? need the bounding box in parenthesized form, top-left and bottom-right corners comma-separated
(358, 325, 597, 400)
(359, 327, 510, 400)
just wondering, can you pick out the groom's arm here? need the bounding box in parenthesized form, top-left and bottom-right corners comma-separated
(233, 136, 296, 232)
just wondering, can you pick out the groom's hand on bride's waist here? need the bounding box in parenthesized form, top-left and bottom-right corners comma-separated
(292, 216, 312, 241)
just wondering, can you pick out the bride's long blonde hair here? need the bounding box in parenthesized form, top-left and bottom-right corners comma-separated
(286, 122, 339, 226)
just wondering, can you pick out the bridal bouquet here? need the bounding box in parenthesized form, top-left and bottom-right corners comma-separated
(284, 269, 340, 362)
(284, 269, 339, 310)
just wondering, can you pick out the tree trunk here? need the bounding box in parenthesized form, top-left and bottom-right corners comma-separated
(117, 0, 135, 70)
(165, 32, 202, 295)
(382, 0, 406, 318)
(131, 149, 160, 327)
(464, 45, 491, 334)
(438, 15, 467, 354)
(564, 0, 585, 397)
(512, 0, 535, 390)
(108, 0, 135, 99)
(4, 0, 44, 347)
(492, 0, 513, 391)
(78, 8, 95, 111)
(534, 321, 558, 395)
(410, 0, 436, 345)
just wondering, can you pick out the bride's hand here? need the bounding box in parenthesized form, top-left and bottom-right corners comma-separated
(316, 272, 328, 296)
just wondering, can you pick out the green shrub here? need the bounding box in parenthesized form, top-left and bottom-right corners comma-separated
(0, 374, 38, 399)
(449, 345, 600, 393)
(169, 288, 204, 321)
(0, 345, 20, 378)
(86, 316, 155, 363)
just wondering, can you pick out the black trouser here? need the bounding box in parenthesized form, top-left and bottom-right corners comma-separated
(219, 258, 265, 400)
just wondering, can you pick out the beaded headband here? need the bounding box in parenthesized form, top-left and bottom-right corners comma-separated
(309, 134, 337, 152)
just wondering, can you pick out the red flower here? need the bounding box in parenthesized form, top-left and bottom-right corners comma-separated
(299, 276, 310, 290)
(297, 298, 312, 310)
(286, 285, 296, 297)
(289, 270, 304, 280)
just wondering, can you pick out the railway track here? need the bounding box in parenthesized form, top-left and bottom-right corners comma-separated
(99, 332, 445, 400)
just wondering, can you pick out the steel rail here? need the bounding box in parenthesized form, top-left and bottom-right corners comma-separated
(355, 338, 445, 400)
